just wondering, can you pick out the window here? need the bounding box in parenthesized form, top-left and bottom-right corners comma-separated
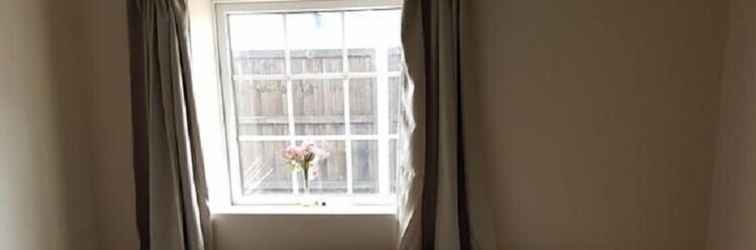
(215, 0, 404, 213)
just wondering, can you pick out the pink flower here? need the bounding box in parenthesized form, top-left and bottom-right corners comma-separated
(283, 142, 328, 171)
(284, 145, 299, 160)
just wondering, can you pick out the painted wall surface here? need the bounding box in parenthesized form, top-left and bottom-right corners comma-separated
(214, 215, 396, 250)
(707, 0, 756, 249)
(84, 0, 140, 250)
(466, 0, 727, 249)
(0, 0, 98, 249)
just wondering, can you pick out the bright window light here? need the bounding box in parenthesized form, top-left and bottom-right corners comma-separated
(214, 0, 404, 214)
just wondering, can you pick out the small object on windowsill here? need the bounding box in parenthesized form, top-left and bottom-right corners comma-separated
(283, 142, 330, 208)
(298, 199, 328, 207)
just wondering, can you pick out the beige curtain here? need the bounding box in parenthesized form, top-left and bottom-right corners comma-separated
(128, 1, 213, 250)
(398, 0, 498, 249)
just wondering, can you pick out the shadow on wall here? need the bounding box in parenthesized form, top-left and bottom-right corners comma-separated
(44, 0, 99, 249)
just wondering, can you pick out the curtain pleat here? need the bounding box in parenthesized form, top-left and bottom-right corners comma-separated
(399, 0, 496, 249)
(128, 1, 213, 250)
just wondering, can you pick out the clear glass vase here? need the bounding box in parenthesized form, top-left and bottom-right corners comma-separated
(298, 168, 316, 207)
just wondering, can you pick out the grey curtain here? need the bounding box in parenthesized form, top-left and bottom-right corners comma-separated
(399, 0, 497, 249)
(128, 1, 213, 250)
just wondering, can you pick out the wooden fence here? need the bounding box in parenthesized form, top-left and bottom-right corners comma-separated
(233, 48, 403, 195)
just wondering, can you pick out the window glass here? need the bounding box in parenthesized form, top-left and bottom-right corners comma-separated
(349, 78, 378, 135)
(222, 8, 404, 205)
(352, 140, 379, 194)
(292, 79, 345, 135)
(346, 10, 401, 72)
(291, 49, 343, 74)
(239, 141, 292, 194)
(229, 14, 286, 75)
(389, 75, 403, 134)
(235, 80, 289, 136)
(287, 13, 343, 50)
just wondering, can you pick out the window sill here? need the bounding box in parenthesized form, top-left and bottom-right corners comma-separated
(211, 204, 396, 215)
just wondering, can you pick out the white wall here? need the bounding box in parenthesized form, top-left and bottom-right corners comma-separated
(467, 0, 727, 249)
(707, 0, 756, 249)
(0, 0, 99, 249)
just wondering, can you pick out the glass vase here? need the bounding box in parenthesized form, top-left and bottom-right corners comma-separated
(298, 168, 316, 207)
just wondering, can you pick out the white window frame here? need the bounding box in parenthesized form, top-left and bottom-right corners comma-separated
(213, 0, 403, 214)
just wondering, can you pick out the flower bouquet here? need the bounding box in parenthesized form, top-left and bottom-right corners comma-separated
(283, 142, 327, 205)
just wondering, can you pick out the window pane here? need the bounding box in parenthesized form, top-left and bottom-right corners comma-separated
(352, 140, 379, 194)
(229, 14, 285, 75)
(235, 80, 289, 136)
(292, 49, 343, 74)
(389, 75, 404, 134)
(287, 12, 343, 50)
(345, 10, 401, 49)
(346, 10, 402, 72)
(348, 49, 375, 72)
(388, 47, 403, 72)
(350, 78, 378, 135)
(292, 79, 345, 135)
(232, 50, 285, 75)
(224, 8, 405, 205)
(287, 13, 344, 75)
(301, 140, 348, 194)
(239, 141, 292, 195)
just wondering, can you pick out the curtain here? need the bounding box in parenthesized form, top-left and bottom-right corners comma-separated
(398, 0, 497, 249)
(128, 1, 213, 250)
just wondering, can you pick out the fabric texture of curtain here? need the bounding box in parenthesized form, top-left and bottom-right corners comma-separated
(128, 1, 213, 250)
(398, 0, 497, 249)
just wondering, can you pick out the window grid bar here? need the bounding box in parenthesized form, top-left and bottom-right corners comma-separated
(282, 14, 300, 195)
(232, 71, 402, 81)
(239, 134, 399, 142)
(341, 12, 354, 194)
(376, 44, 391, 195)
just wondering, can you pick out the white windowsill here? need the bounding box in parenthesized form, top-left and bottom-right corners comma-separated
(211, 204, 397, 215)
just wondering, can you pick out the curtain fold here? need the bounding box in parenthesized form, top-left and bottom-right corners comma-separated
(128, 1, 213, 250)
(399, 0, 496, 249)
